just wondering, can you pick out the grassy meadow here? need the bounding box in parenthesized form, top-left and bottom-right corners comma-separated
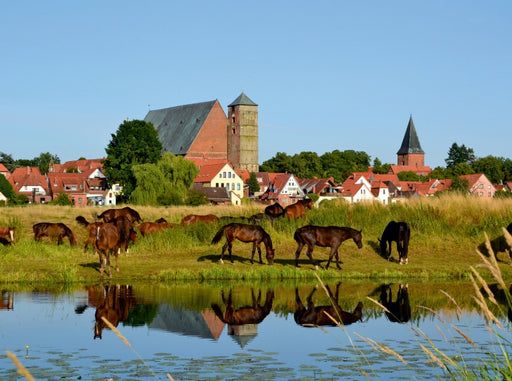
(1, 193, 512, 284)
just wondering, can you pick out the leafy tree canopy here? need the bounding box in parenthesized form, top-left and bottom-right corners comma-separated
(445, 143, 475, 169)
(247, 172, 260, 195)
(130, 152, 199, 206)
(103, 119, 163, 199)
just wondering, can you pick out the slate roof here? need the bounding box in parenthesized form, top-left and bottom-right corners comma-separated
(144, 100, 218, 155)
(228, 92, 257, 107)
(397, 115, 424, 155)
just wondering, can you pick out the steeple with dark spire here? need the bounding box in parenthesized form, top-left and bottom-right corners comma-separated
(397, 115, 425, 166)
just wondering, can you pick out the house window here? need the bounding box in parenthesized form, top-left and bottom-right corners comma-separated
(232, 183, 235, 190)
(226, 184, 229, 190)
(216, 183, 219, 187)
(223, 172, 226, 178)
(488, 192, 491, 197)
(479, 184, 483, 189)
(78, 198, 82, 204)
(228, 172, 231, 178)
(237, 183, 240, 191)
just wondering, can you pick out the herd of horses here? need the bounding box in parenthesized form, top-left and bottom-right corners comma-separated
(0, 198, 423, 276)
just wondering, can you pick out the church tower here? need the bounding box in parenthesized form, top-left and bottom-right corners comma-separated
(397, 115, 425, 166)
(227, 92, 259, 172)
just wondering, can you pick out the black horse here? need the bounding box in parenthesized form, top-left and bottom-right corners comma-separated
(379, 284, 411, 323)
(379, 221, 410, 264)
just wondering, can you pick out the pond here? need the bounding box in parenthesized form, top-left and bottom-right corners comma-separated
(1, 281, 510, 380)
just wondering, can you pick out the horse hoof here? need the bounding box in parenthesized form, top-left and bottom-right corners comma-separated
(314, 265, 319, 271)
(220, 259, 224, 264)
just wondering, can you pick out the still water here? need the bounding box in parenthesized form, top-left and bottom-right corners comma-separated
(0, 282, 510, 380)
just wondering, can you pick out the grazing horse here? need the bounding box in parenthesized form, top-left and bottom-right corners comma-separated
(212, 289, 274, 326)
(211, 223, 275, 265)
(97, 206, 142, 224)
(294, 283, 363, 327)
(33, 222, 77, 246)
(264, 202, 285, 218)
(294, 225, 363, 270)
(94, 223, 120, 277)
(0, 226, 15, 245)
(379, 284, 411, 323)
(138, 219, 173, 237)
(77, 216, 137, 253)
(181, 214, 219, 226)
(94, 285, 135, 339)
(379, 221, 411, 264)
(284, 198, 314, 219)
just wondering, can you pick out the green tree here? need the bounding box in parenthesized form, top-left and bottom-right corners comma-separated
(427, 166, 447, 180)
(472, 155, 504, 184)
(450, 177, 470, 193)
(185, 189, 209, 206)
(445, 143, 475, 169)
(247, 172, 260, 195)
(321, 150, 370, 182)
(130, 153, 199, 206)
(447, 162, 475, 178)
(34, 152, 60, 174)
(397, 171, 420, 181)
(50, 192, 73, 206)
(372, 158, 391, 174)
(103, 119, 163, 200)
(0, 175, 18, 204)
(0, 152, 16, 172)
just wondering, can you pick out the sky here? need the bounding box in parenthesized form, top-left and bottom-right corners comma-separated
(1, 1, 510, 169)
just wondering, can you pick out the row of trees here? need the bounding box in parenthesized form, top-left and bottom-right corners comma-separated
(260, 143, 512, 185)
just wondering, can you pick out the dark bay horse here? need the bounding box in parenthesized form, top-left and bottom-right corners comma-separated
(33, 222, 77, 246)
(212, 289, 274, 326)
(264, 202, 285, 218)
(379, 284, 411, 323)
(138, 219, 173, 237)
(211, 223, 275, 265)
(379, 221, 410, 264)
(76, 216, 104, 252)
(181, 214, 219, 226)
(294, 225, 363, 270)
(0, 226, 15, 245)
(98, 206, 142, 224)
(295, 283, 363, 327)
(284, 198, 314, 219)
(94, 223, 121, 277)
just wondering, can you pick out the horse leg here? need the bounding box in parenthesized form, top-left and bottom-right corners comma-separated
(220, 241, 229, 264)
(228, 241, 234, 264)
(250, 242, 256, 265)
(387, 241, 392, 261)
(257, 243, 263, 264)
(295, 242, 305, 267)
(115, 248, 120, 272)
(305, 244, 319, 270)
(333, 246, 342, 270)
(98, 251, 104, 275)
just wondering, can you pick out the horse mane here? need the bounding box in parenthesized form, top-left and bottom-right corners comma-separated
(76, 215, 90, 227)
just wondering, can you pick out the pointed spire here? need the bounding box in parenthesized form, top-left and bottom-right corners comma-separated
(228, 92, 257, 107)
(397, 115, 424, 155)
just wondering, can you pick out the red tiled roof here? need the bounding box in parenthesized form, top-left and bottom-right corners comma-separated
(187, 157, 230, 168)
(8, 167, 47, 193)
(389, 165, 432, 176)
(194, 163, 234, 183)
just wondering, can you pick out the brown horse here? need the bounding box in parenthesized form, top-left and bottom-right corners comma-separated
(295, 283, 363, 327)
(181, 214, 219, 226)
(211, 223, 275, 265)
(94, 284, 135, 339)
(33, 222, 77, 246)
(294, 225, 363, 270)
(77, 216, 137, 253)
(94, 223, 120, 277)
(0, 226, 15, 245)
(284, 198, 314, 219)
(97, 206, 142, 223)
(139, 219, 173, 237)
(379, 221, 411, 264)
(212, 289, 274, 326)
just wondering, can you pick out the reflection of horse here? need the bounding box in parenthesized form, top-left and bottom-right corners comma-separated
(139, 219, 173, 237)
(98, 206, 142, 223)
(284, 198, 314, 219)
(379, 221, 410, 264)
(294, 283, 363, 326)
(212, 289, 274, 326)
(1, 291, 14, 310)
(181, 214, 219, 226)
(379, 284, 411, 323)
(294, 225, 363, 270)
(95, 223, 121, 277)
(211, 223, 275, 265)
(33, 222, 77, 246)
(0, 226, 15, 245)
(94, 285, 135, 339)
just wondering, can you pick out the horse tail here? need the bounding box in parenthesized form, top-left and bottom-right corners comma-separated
(211, 226, 227, 245)
(76, 216, 90, 227)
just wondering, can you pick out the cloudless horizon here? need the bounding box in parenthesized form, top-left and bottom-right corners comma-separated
(1, 1, 510, 170)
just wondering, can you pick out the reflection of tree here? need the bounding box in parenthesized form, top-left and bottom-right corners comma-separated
(379, 284, 411, 323)
(124, 304, 159, 327)
(294, 283, 363, 326)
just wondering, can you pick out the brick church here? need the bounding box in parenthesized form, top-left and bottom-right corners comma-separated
(144, 92, 259, 172)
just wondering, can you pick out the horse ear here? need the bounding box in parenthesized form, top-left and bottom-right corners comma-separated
(359, 228, 363, 233)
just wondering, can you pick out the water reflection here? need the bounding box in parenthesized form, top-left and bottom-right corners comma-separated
(212, 289, 274, 347)
(1, 290, 14, 310)
(379, 283, 411, 323)
(294, 283, 363, 326)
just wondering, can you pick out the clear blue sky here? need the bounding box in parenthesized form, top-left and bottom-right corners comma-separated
(1, 1, 510, 169)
